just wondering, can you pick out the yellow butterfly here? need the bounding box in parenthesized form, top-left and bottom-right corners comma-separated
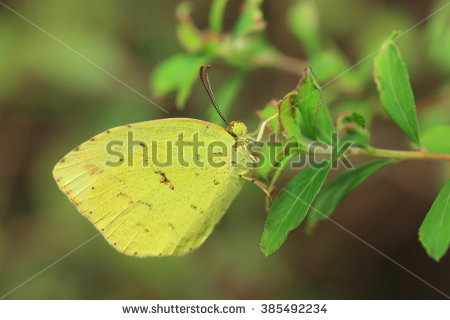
(53, 66, 272, 257)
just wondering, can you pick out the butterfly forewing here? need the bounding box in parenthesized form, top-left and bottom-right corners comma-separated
(53, 118, 250, 256)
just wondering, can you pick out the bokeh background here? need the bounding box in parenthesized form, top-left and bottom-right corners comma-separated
(0, 0, 449, 299)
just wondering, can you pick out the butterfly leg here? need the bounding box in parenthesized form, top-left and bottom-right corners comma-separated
(239, 173, 272, 198)
(251, 113, 279, 142)
(242, 143, 258, 162)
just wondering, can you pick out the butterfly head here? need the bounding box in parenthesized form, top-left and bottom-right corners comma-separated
(227, 121, 248, 138)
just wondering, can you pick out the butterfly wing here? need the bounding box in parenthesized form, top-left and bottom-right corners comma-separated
(53, 118, 250, 256)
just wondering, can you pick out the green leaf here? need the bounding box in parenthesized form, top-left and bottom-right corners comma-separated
(422, 126, 450, 154)
(295, 67, 321, 140)
(419, 180, 450, 261)
(337, 112, 370, 148)
(207, 72, 246, 124)
(316, 104, 334, 145)
(175, 1, 193, 19)
(175, 2, 210, 53)
(209, 0, 228, 34)
(342, 129, 370, 148)
(374, 32, 421, 146)
(233, 0, 265, 36)
(175, 63, 201, 109)
(223, 34, 279, 70)
(263, 144, 304, 210)
(338, 112, 367, 128)
(278, 93, 302, 142)
(261, 160, 332, 255)
(255, 143, 283, 181)
(176, 54, 211, 109)
(287, 0, 321, 56)
(151, 54, 192, 96)
(334, 100, 375, 127)
(176, 21, 203, 53)
(309, 49, 349, 81)
(270, 147, 298, 185)
(150, 54, 209, 110)
(306, 160, 392, 231)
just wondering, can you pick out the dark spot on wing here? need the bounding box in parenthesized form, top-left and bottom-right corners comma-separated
(91, 186, 95, 190)
(106, 130, 111, 134)
(60, 158, 65, 163)
(191, 204, 197, 210)
(168, 223, 175, 231)
(194, 173, 199, 177)
(117, 192, 128, 198)
(155, 170, 168, 182)
(213, 180, 220, 185)
(127, 124, 132, 128)
(90, 138, 96, 141)
(74, 147, 80, 151)
(154, 170, 174, 190)
(137, 200, 152, 210)
(144, 228, 149, 233)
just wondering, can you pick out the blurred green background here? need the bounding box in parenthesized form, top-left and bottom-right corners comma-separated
(0, 0, 449, 299)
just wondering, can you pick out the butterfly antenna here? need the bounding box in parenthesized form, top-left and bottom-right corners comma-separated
(199, 65, 229, 126)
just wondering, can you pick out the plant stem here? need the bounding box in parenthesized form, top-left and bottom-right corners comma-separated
(299, 144, 450, 161)
(351, 147, 450, 161)
(253, 54, 305, 76)
(263, 145, 449, 209)
(270, 55, 306, 76)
